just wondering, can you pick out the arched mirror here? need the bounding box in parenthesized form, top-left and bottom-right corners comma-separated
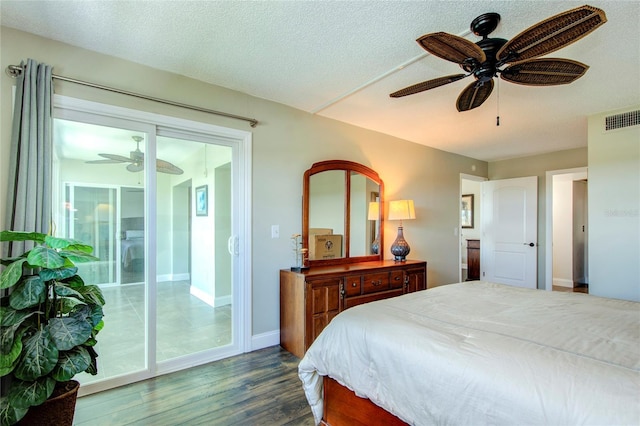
(303, 160, 384, 266)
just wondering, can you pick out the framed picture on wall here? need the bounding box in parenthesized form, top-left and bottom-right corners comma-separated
(196, 185, 208, 216)
(461, 194, 474, 229)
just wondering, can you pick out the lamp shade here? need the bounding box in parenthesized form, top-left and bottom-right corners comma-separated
(388, 200, 416, 221)
(367, 201, 379, 221)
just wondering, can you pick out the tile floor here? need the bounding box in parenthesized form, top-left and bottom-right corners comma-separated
(77, 280, 232, 385)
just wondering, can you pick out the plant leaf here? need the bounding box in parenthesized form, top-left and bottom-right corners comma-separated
(47, 316, 92, 351)
(0, 322, 22, 355)
(79, 285, 106, 306)
(0, 329, 23, 376)
(0, 395, 29, 426)
(43, 235, 73, 249)
(0, 258, 28, 290)
(54, 282, 83, 298)
(52, 346, 91, 381)
(9, 276, 45, 310)
(14, 329, 58, 381)
(66, 242, 94, 253)
(0, 309, 38, 354)
(26, 246, 65, 269)
(62, 274, 84, 289)
(39, 266, 77, 282)
(59, 249, 98, 263)
(57, 296, 87, 314)
(0, 231, 46, 243)
(0, 307, 38, 327)
(7, 376, 56, 409)
(87, 305, 105, 328)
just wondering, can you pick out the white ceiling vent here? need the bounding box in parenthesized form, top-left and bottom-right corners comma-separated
(605, 110, 640, 131)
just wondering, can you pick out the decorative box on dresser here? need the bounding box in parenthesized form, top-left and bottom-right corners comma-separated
(280, 259, 427, 358)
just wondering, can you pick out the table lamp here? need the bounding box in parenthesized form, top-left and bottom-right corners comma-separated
(388, 199, 415, 261)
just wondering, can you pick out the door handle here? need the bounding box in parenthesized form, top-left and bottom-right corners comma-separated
(524, 242, 535, 247)
(228, 235, 239, 256)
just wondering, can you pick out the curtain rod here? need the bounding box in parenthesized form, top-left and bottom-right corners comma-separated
(6, 64, 258, 128)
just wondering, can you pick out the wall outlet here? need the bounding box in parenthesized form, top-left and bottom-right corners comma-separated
(271, 225, 280, 239)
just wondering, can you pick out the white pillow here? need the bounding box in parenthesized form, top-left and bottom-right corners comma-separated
(125, 230, 144, 240)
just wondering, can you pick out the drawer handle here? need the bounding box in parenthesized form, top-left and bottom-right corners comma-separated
(351, 282, 358, 287)
(394, 276, 401, 281)
(371, 280, 382, 286)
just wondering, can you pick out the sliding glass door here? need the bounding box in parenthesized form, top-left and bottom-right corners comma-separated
(52, 99, 249, 395)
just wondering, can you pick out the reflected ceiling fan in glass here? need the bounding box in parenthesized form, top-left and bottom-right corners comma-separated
(86, 136, 184, 175)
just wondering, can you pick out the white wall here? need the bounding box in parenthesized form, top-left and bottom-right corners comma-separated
(588, 106, 640, 301)
(553, 179, 572, 286)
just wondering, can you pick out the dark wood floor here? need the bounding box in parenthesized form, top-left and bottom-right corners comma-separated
(73, 346, 315, 425)
(553, 283, 588, 293)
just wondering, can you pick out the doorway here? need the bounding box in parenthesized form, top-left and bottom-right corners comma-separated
(459, 174, 486, 282)
(546, 168, 589, 293)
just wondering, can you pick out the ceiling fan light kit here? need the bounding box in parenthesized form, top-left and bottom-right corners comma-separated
(87, 136, 184, 175)
(390, 5, 607, 112)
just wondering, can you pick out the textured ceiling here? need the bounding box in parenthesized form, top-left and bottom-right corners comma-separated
(2, 1, 639, 161)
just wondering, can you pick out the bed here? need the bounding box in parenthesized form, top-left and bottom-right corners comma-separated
(298, 281, 640, 425)
(120, 217, 144, 272)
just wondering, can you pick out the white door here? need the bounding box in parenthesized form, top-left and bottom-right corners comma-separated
(481, 176, 538, 288)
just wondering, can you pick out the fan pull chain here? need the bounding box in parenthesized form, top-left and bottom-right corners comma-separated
(496, 79, 500, 126)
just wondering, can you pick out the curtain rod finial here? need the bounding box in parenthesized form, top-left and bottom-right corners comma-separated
(6, 64, 22, 78)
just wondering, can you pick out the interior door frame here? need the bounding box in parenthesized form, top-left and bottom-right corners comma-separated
(545, 167, 588, 291)
(53, 95, 253, 395)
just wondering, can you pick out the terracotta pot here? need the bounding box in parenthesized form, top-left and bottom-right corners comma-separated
(17, 380, 80, 426)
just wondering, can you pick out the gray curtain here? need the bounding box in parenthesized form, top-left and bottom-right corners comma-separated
(4, 59, 53, 255)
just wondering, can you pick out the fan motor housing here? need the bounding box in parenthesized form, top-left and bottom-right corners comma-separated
(463, 37, 507, 82)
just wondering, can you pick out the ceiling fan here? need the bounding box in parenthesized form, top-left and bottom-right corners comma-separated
(390, 5, 607, 112)
(86, 136, 184, 175)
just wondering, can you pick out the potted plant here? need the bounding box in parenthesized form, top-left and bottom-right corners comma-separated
(0, 231, 105, 425)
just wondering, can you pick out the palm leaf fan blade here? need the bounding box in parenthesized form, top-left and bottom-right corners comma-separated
(456, 80, 494, 112)
(390, 74, 467, 98)
(156, 159, 184, 175)
(497, 5, 607, 63)
(501, 58, 588, 85)
(417, 32, 486, 64)
(96, 153, 131, 162)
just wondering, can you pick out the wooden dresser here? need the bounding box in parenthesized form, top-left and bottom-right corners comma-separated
(280, 259, 427, 358)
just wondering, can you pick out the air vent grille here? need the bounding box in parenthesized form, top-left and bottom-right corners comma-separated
(605, 110, 640, 131)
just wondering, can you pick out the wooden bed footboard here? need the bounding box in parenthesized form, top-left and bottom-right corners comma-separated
(322, 376, 408, 426)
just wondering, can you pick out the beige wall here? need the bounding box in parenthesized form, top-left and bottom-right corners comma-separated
(1, 27, 488, 339)
(488, 147, 588, 289)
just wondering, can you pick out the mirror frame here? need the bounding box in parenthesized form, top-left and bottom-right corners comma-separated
(303, 160, 384, 266)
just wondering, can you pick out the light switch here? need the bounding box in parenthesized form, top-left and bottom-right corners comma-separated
(271, 225, 280, 239)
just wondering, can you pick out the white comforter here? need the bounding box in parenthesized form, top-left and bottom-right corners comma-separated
(298, 282, 640, 425)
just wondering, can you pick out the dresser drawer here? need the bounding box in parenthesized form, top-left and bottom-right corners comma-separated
(344, 275, 362, 296)
(362, 272, 390, 294)
(390, 270, 404, 289)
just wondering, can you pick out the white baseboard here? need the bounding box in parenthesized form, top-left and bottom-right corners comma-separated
(250, 330, 280, 352)
(215, 295, 232, 307)
(190, 285, 215, 307)
(553, 278, 574, 288)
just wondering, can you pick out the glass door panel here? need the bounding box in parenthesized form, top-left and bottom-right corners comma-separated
(54, 118, 148, 384)
(155, 135, 233, 362)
